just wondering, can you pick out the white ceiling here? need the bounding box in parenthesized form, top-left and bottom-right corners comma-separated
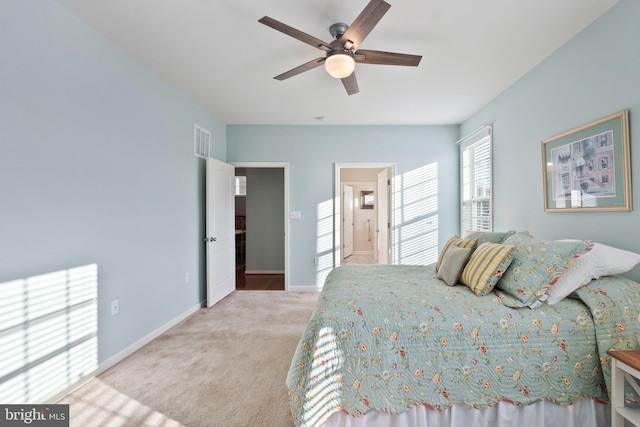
(56, 0, 618, 125)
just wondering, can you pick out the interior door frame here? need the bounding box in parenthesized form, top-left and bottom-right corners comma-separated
(334, 162, 395, 267)
(230, 162, 290, 291)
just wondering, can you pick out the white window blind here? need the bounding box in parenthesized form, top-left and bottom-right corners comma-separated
(459, 126, 492, 237)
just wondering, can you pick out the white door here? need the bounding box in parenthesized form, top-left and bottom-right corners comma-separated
(343, 185, 354, 259)
(377, 169, 390, 264)
(206, 158, 235, 307)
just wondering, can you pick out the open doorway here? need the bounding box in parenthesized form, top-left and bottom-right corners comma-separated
(231, 162, 289, 291)
(335, 163, 394, 266)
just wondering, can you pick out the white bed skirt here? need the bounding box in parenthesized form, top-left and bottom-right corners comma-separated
(323, 398, 610, 427)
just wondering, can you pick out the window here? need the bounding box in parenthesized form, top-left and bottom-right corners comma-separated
(573, 141, 582, 152)
(598, 133, 611, 147)
(459, 126, 492, 237)
(600, 156, 609, 170)
(235, 176, 246, 196)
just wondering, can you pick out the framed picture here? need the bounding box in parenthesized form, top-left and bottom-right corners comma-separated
(360, 191, 374, 209)
(541, 110, 631, 212)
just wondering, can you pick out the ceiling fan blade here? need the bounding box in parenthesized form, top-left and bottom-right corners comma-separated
(274, 57, 326, 81)
(259, 16, 331, 51)
(354, 49, 422, 66)
(340, 0, 391, 50)
(341, 72, 359, 96)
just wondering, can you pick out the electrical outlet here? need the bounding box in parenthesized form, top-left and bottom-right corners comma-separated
(290, 211, 301, 220)
(185, 272, 190, 283)
(111, 300, 119, 316)
(314, 257, 319, 266)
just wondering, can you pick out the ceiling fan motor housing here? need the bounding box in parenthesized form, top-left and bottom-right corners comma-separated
(329, 23, 349, 40)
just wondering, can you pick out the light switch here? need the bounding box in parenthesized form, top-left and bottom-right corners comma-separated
(290, 211, 301, 220)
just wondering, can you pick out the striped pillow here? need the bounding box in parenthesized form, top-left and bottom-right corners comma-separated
(461, 242, 514, 296)
(435, 236, 478, 273)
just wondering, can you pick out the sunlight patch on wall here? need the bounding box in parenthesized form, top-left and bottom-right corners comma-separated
(315, 199, 335, 286)
(0, 264, 98, 403)
(392, 163, 439, 265)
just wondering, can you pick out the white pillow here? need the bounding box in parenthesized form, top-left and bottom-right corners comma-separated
(546, 242, 640, 304)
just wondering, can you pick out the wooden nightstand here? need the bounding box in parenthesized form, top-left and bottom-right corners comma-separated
(608, 349, 640, 427)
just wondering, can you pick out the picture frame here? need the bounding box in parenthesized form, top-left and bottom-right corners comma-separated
(360, 191, 374, 209)
(541, 110, 631, 212)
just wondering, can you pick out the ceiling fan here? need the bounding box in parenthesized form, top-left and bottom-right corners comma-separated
(258, 0, 422, 95)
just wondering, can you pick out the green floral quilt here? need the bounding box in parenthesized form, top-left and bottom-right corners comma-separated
(286, 265, 640, 427)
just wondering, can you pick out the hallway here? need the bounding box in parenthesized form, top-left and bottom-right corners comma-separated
(341, 253, 376, 265)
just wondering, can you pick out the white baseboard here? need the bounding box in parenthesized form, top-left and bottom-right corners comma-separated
(49, 301, 204, 403)
(244, 270, 285, 275)
(97, 302, 203, 371)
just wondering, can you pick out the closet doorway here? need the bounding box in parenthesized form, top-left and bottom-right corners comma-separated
(231, 162, 289, 291)
(335, 163, 394, 266)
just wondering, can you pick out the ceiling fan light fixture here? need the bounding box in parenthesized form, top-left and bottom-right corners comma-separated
(325, 52, 355, 79)
(260, 1, 421, 94)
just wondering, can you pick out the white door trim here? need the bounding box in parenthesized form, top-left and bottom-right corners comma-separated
(342, 184, 354, 259)
(377, 168, 390, 264)
(230, 162, 290, 291)
(334, 163, 395, 267)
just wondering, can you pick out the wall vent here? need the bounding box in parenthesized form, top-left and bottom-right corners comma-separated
(194, 125, 210, 159)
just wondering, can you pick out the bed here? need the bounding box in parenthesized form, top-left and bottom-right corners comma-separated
(286, 232, 640, 427)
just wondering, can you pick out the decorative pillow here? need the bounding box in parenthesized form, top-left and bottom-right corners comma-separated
(546, 242, 640, 304)
(435, 236, 478, 273)
(461, 242, 515, 296)
(464, 230, 516, 245)
(436, 246, 472, 286)
(496, 232, 593, 308)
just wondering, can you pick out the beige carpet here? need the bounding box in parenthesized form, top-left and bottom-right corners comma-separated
(60, 291, 319, 427)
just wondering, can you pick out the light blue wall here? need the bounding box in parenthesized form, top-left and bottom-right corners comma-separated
(0, 0, 225, 364)
(227, 125, 460, 288)
(461, 0, 640, 282)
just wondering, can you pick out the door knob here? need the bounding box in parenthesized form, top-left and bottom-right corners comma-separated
(210, 237, 217, 242)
